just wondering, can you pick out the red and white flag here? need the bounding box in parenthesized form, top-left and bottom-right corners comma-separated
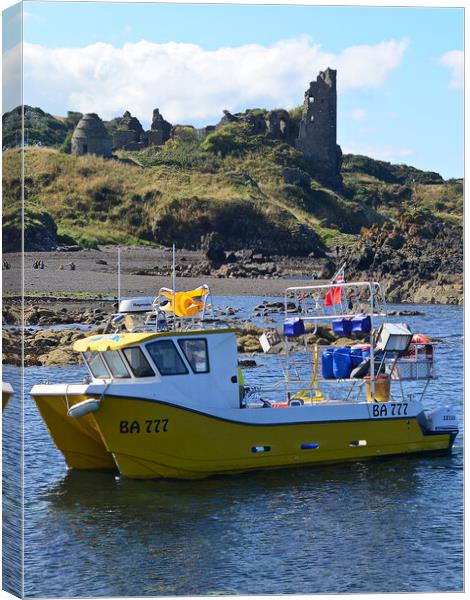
(325, 264, 345, 306)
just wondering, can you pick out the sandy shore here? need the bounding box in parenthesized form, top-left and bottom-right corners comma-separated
(3, 246, 327, 297)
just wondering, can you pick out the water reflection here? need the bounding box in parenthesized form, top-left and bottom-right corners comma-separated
(2, 365, 23, 597)
(28, 450, 462, 596)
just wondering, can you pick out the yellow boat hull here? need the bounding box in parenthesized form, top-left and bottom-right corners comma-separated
(32, 394, 116, 470)
(90, 396, 455, 479)
(2, 390, 12, 411)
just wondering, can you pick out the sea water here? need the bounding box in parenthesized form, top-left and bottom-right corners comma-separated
(3, 301, 463, 596)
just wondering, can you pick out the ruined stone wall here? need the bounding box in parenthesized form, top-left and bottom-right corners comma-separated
(142, 130, 163, 146)
(195, 125, 216, 140)
(151, 109, 172, 144)
(110, 109, 173, 150)
(265, 109, 295, 143)
(296, 68, 342, 189)
(112, 129, 140, 150)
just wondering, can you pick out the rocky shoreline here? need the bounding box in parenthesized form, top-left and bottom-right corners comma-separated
(3, 239, 462, 304)
(1, 302, 262, 367)
(2, 216, 462, 367)
(345, 213, 463, 305)
(3, 298, 432, 368)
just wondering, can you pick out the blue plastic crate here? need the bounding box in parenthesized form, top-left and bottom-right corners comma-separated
(332, 318, 352, 337)
(351, 313, 372, 334)
(283, 317, 305, 337)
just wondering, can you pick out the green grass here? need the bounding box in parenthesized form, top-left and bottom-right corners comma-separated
(317, 228, 358, 248)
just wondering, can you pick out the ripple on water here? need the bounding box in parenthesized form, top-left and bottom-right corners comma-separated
(2, 301, 463, 596)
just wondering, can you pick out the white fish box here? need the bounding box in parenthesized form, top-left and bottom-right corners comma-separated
(118, 297, 154, 313)
(375, 322, 412, 352)
(259, 330, 283, 354)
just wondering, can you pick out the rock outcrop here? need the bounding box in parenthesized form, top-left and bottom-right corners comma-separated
(345, 212, 463, 304)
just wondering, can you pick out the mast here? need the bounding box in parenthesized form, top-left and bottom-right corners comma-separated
(117, 247, 121, 306)
(172, 244, 176, 329)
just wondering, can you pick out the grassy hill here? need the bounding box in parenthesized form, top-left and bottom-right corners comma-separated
(2, 116, 462, 254)
(341, 155, 462, 228)
(2, 106, 82, 149)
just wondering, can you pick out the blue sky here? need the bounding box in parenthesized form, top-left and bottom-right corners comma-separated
(15, 2, 465, 177)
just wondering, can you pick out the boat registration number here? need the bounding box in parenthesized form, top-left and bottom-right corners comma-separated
(119, 419, 169, 434)
(371, 403, 408, 418)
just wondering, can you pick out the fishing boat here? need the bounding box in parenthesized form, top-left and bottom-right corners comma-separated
(31, 272, 458, 479)
(2, 382, 13, 411)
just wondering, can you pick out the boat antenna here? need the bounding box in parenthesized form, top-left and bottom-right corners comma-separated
(117, 246, 121, 306)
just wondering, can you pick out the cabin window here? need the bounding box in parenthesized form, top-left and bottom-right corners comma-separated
(178, 338, 209, 373)
(146, 340, 188, 376)
(102, 350, 131, 379)
(83, 351, 110, 379)
(123, 347, 155, 377)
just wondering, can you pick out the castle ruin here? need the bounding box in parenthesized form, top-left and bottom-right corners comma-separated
(296, 68, 342, 189)
(111, 108, 172, 151)
(212, 68, 342, 188)
(69, 68, 342, 189)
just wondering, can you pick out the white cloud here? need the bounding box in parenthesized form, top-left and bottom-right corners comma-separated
(343, 142, 414, 162)
(23, 36, 408, 125)
(3, 43, 22, 113)
(439, 50, 463, 89)
(351, 107, 366, 121)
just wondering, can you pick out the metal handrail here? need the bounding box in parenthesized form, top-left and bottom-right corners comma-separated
(282, 281, 389, 401)
(297, 313, 387, 321)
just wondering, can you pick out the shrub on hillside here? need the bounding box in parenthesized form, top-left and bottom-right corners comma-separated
(137, 138, 215, 170)
(202, 124, 249, 157)
(60, 131, 73, 154)
(172, 126, 198, 143)
(151, 196, 325, 256)
(342, 154, 443, 185)
(2, 206, 58, 252)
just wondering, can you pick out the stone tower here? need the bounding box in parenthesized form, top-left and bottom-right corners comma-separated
(71, 113, 112, 157)
(145, 108, 172, 146)
(296, 68, 342, 189)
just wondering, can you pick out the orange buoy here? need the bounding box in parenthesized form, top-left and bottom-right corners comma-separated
(411, 333, 431, 344)
(175, 292, 201, 317)
(161, 291, 203, 317)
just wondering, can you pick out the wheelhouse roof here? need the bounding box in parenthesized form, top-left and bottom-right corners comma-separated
(73, 328, 237, 353)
